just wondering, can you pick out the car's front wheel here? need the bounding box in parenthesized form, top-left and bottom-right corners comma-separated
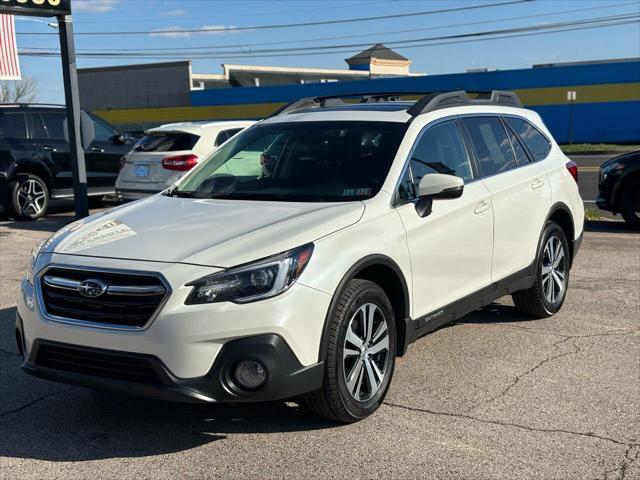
(619, 179, 640, 228)
(513, 221, 570, 318)
(306, 279, 396, 423)
(5, 173, 50, 221)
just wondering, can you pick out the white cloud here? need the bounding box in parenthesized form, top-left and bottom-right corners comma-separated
(161, 9, 188, 17)
(150, 25, 240, 38)
(74, 0, 120, 13)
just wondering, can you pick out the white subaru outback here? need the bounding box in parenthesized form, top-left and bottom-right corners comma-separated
(16, 91, 584, 423)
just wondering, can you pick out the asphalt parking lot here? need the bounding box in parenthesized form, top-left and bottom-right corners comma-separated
(1, 208, 639, 479)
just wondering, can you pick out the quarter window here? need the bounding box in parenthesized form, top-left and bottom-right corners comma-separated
(504, 117, 551, 161)
(409, 120, 473, 185)
(503, 120, 530, 165)
(463, 117, 517, 177)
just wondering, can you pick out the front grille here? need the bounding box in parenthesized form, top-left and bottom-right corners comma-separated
(39, 267, 168, 328)
(36, 343, 163, 385)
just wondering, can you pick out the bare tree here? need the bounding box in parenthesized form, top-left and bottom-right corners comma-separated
(0, 77, 38, 104)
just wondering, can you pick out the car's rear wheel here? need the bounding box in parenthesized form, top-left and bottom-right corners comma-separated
(513, 221, 569, 318)
(619, 179, 640, 228)
(305, 279, 396, 423)
(5, 173, 49, 221)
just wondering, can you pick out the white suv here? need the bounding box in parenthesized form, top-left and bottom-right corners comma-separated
(16, 91, 584, 423)
(115, 120, 255, 201)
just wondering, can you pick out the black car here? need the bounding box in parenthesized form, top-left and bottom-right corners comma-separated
(0, 104, 133, 220)
(597, 151, 640, 227)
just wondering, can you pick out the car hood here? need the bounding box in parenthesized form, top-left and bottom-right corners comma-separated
(43, 195, 365, 267)
(600, 151, 640, 169)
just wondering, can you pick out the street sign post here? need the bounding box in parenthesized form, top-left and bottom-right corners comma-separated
(0, 0, 89, 219)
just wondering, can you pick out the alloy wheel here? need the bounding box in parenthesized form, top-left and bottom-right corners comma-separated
(541, 236, 566, 304)
(342, 303, 390, 402)
(17, 179, 46, 217)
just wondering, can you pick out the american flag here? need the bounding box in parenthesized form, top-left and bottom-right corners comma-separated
(0, 14, 21, 80)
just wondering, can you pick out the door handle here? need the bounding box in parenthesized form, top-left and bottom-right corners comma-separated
(43, 145, 57, 152)
(474, 200, 491, 215)
(531, 178, 545, 190)
(91, 147, 104, 153)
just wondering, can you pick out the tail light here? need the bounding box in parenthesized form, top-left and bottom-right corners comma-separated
(566, 160, 578, 184)
(162, 154, 198, 171)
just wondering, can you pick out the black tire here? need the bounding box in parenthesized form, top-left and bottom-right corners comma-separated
(512, 221, 570, 318)
(619, 179, 640, 228)
(305, 279, 396, 423)
(5, 173, 50, 221)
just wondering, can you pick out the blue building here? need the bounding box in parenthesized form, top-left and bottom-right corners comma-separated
(92, 56, 640, 144)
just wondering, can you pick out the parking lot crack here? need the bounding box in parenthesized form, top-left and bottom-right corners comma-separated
(603, 444, 640, 480)
(478, 323, 638, 341)
(0, 387, 76, 418)
(383, 401, 636, 448)
(466, 337, 579, 413)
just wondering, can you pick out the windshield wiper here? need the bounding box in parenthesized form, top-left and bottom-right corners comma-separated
(165, 189, 200, 198)
(207, 192, 338, 202)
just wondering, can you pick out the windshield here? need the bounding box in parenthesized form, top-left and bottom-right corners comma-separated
(171, 121, 407, 202)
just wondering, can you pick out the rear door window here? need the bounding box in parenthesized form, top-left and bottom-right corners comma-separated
(28, 113, 48, 139)
(462, 117, 517, 177)
(41, 112, 67, 139)
(504, 117, 551, 161)
(0, 112, 28, 138)
(134, 133, 200, 152)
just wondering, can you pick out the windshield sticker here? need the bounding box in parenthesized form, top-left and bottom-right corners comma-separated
(59, 219, 136, 253)
(342, 188, 372, 196)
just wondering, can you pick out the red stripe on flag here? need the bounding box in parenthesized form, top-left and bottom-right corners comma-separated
(0, 14, 22, 80)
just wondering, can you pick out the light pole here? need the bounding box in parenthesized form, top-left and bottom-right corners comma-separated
(58, 14, 88, 219)
(567, 90, 577, 146)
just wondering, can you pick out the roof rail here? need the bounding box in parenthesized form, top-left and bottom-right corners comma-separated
(407, 90, 522, 116)
(266, 96, 346, 118)
(266, 92, 426, 118)
(266, 90, 523, 119)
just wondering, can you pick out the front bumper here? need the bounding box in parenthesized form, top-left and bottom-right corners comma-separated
(19, 326, 324, 403)
(18, 254, 332, 381)
(595, 194, 611, 212)
(0, 171, 7, 199)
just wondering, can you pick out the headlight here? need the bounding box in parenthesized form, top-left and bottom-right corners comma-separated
(185, 243, 314, 305)
(600, 162, 624, 176)
(26, 241, 45, 284)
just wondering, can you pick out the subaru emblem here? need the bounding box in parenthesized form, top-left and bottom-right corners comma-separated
(78, 279, 108, 298)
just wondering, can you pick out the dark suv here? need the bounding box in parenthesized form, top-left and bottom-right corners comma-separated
(0, 104, 133, 220)
(597, 151, 640, 228)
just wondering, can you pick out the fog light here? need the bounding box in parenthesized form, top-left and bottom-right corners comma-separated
(234, 360, 267, 390)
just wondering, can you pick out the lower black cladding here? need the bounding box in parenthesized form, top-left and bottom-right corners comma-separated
(36, 343, 163, 385)
(22, 334, 324, 404)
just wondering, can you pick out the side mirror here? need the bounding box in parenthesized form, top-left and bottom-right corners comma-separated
(415, 173, 464, 217)
(112, 134, 127, 145)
